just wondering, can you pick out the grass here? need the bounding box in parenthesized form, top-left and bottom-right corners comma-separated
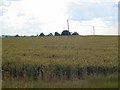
(2, 74, 118, 88)
(2, 36, 119, 88)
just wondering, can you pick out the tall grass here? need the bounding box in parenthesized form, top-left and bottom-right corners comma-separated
(2, 74, 118, 88)
(2, 36, 118, 88)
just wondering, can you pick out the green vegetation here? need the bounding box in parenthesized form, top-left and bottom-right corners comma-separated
(2, 74, 118, 88)
(2, 36, 118, 88)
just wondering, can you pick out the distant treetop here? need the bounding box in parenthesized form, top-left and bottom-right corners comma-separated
(55, 32, 60, 36)
(61, 30, 71, 36)
(39, 33, 45, 36)
(72, 32, 79, 35)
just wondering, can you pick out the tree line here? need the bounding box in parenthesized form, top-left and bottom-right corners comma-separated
(2, 30, 79, 37)
(39, 30, 79, 36)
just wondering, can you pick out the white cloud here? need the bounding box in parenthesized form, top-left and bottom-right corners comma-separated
(0, 0, 73, 35)
(71, 0, 119, 3)
(69, 18, 118, 35)
(113, 0, 119, 3)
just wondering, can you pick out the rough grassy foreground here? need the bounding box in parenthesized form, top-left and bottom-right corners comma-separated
(2, 74, 118, 88)
(2, 36, 118, 88)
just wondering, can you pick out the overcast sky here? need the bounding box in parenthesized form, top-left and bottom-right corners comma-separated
(0, 0, 119, 35)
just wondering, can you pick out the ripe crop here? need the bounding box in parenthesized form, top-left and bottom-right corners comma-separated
(2, 36, 119, 88)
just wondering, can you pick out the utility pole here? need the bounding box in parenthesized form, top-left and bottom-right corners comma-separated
(67, 19, 69, 31)
(93, 26, 95, 35)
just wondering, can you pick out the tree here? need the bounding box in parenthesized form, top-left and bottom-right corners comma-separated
(72, 32, 79, 35)
(61, 30, 71, 36)
(39, 33, 45, 36)
(47, 33, 53, 36)
(55, 32, 60, 36)
(15, 34, 19, 37)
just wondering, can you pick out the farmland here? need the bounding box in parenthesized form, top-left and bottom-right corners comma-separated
(2, 36, 119, 88)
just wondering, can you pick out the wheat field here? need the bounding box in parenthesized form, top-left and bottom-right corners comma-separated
(2, 36, 119, 88)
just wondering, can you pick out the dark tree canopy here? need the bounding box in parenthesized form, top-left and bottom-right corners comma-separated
(61, 30, 71, 36)
(47, 33, 53, 36)
(55, 32, 60, 36)
(15, 34, 19, 37)
(72, 32, 79, 35)
(39, 33, 45, 36)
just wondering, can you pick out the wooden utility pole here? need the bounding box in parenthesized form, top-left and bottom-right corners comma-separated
(67, 19, 69, 31)
(93, 26, 95, 35)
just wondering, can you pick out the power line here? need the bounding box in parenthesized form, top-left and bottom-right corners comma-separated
(68, 23, 116, 28)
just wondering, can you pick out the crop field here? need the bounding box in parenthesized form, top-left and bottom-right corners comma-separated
(2, 36, 119, 88)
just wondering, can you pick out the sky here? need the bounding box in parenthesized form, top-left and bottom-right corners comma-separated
(0, 0, 119, 36)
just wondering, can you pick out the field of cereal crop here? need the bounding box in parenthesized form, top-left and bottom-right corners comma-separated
(2, 36, 119, 88)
